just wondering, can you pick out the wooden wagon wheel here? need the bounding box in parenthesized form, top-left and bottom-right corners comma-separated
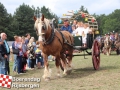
(92, 40, 100, 70)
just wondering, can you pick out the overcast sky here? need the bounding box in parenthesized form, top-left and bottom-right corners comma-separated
(0, 0, 120, 17)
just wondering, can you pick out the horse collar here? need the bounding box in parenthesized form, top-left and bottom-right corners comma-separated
(43, 28, 55, 45)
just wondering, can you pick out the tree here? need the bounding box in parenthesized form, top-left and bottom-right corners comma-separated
(102, 9, 120, 34)
(95, 14, 107, 35)
(41, 6, 53, 19)
(40, 6, 58, 27)
(13, 3, 36, 38)
(0, 2, 14, 40)
(79, 5, 89, 13)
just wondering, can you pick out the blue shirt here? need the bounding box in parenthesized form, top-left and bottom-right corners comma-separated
(4, 40, 10, 53)
(25, 39, 29, 45)
(61, 25, 73, 33)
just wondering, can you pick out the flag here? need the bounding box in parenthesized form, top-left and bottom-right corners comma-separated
(0, 74, 12, 88)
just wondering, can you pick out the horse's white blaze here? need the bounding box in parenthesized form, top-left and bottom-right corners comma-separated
(38, 23, 42, 41)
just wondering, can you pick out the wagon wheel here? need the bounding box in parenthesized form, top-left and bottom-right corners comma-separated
(92, 40, 100, 70)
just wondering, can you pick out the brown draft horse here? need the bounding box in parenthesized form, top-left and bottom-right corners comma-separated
(34, 15, 74, 80)
(103, 36, 112, 56)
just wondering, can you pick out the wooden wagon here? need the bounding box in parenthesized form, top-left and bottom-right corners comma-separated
(73, 34, 100, 70)
(58, 10, 100, 70)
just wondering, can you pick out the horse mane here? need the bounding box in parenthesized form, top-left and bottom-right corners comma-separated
(35, 17, 51, 30)
(43, 18, 51, 29)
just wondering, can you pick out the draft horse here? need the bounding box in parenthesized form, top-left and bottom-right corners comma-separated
(34, 15, 74, 80)
(103, 36, 112, 56)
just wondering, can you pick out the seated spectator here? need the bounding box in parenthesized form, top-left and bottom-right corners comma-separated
(71, 25, 77, 36)
(60, 19, 73, 33)
(72, 20, 78, 29)
(75, 22, 84, 36)
(82, 23, 90, 47)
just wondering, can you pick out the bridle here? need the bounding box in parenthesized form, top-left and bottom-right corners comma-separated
(35, 19, 55, 45)
(35, 19, 47, 36)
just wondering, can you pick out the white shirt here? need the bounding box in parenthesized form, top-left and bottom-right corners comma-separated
(75, 27, 84, 36)
(84, 27, 89, 35)
(72, 30, 77, 36)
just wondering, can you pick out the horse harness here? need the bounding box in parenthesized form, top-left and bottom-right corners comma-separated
(42, 25, 73, 48)
(43, 26, 55, 45)
(56, 30, 73, 47)
(36, 20, 73, 48)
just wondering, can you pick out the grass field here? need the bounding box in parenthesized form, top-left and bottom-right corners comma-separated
(1, 51, 120, 90)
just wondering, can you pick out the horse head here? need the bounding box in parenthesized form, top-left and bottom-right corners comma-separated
(34, 14, 50, 42)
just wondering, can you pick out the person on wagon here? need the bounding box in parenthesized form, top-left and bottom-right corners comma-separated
(75, 22, 84, 36)
(60, 19, 73, 33)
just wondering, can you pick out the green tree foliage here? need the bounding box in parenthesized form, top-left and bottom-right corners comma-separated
(103, 9, 120, 33)
(95, 14, 107, 35)
(1, 2, 120, 39)
(79, 5, 89, 13)
(0, 2, 13, 40)
(40, 6, 58, 28)
(13, 3, 35, 37)
(41, 6, 55, 19)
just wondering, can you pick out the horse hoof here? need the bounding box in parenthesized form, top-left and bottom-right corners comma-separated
(63, 72, 67, 75)
(45, 77, 50, 81)
(57, 74, 61, 78)
(66, 70, 72, 75)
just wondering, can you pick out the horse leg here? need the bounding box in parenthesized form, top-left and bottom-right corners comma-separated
(55, 56, 61, 77)
(66, 55, 73, 74)
(66, 50, 73, 70)
(109, 47, 111, 55)
(60, 54, 68, 75)
(106, 48, 108, 56)
(42, 54, 51, 80)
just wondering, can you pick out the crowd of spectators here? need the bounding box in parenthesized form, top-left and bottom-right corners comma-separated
(0, 33, 44, 75)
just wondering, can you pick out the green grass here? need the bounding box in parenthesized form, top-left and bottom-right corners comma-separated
(1, 51, 120, 90)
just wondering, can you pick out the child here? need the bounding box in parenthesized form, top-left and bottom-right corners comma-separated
(35, 41, 44, 69)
